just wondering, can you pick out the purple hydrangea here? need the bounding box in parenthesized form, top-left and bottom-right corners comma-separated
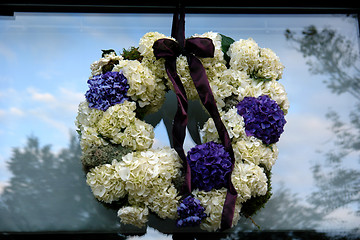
(236, 95, 286, 145)
(85, 71, 130, 111)
(176, 196, 207, 227)
(187, 141, 232, 192)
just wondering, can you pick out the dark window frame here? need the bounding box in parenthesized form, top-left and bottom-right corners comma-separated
(0, 2, 359, 239)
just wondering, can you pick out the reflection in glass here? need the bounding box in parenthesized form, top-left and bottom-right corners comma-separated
(285, 23, 360, 233)
(0, 13, 359, 239)
(0, 134, 120, 232)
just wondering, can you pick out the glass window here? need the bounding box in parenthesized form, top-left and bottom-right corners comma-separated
(0, 12, 359, 239)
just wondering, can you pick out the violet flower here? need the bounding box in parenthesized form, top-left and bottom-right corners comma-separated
(176, 196, 207, 227)
(236, 95, 286, 145)
(85, 71, 130, 111)
(187, 141, 232, 192)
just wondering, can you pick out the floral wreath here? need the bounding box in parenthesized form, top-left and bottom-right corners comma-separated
(75, 11, 288, 233)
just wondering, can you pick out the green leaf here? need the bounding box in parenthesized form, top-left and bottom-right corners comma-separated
(220, 34, 235, 68)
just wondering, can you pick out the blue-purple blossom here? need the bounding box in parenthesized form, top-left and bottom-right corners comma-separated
(187, 141, 232, 192)
(85, 71, 130, 111)
(236, 95, 286, 145)
(176, 196, 207, 227)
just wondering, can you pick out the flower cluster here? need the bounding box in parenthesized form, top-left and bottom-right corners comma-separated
(192, 188, 242, 231)
(76, 30, 289, 232)
(187, 142, 232, 192)
(85, 147, 182, 226)
(113, 60, 166, 113)
(116, 147, 182, 221)
(176, 196, 207, 227)
(90, 51, 123, 76)
(85, 71, 129, 111)
(228, 38, 284, 81)
(86, 161, 126, 203)
(117, 206, 149, 228)
(236, 95, 286, 145)
(231, 162, 268, 203)
(75, 100, 154, 152)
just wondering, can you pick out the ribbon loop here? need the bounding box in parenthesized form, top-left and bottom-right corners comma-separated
(153, 39, 181, 59)
(185, 38, 215, 58)
(152, 8, 238, 231)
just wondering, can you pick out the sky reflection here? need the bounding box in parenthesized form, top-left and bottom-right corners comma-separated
(0, 12, 359, 235)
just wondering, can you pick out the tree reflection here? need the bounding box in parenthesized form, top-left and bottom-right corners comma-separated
(285, 24, 360, 220)
(0, 134, 121, 232)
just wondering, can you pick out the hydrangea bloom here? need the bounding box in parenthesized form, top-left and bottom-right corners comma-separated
(236, 95, 286, 145)
(85, 71, 129, 111)
(176, 196, 207, 227)
(231, 162, 268, 203)
(117, 205, 149, 228)
(187, 142, 232, 191)
(86, 161, 126, 203)
(116, 147, 182, 219)
(192, 188, 242, 232)
(90, 51, 123, 76)
(232, 138, 278, 170)
(113, 60, 166, 112)
(201, 107, 245, 144)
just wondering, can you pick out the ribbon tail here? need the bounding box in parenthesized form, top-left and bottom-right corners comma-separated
(186, 54, 237, 230)
(164, 59, 191, 194)
(221, 189, 237, 230)
(186, 54, 234, 157)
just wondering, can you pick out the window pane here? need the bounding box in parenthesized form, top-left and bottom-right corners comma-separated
(0, 12, 359, 238)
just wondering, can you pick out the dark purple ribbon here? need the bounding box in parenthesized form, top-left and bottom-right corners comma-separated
(152, 8, 237, 230)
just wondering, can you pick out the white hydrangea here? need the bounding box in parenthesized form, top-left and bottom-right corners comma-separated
(212, 69, 250, 107)
(75, 101, 103, 131)
(79, 126, 108, 152)
(138, 31, 172, 80)
(117, 205, 149, 228)
(201, 107, 246, 143)
(86, 162, 126, 203)
(193, 32, 228, 82)
(228, 38, 284, 82)
(144, 184, 180, 219)
(113, 60, 166, 109)
(117, 148, 182, 219)
(232, 138, 278, 170)
(138, 31, 169, 59)
(113, 119, 154, 151)
(192, 188, 242, 232)
(231, 162, 268, 203)
(90, 51, 124, 77)
(257, 48, 284, 80)
(209, 77, 234, 108)
(97, 101, 137, 139)
(228, 38, 260, 74)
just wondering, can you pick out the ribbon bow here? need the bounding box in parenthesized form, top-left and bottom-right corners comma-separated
(152, 8, 237, 231)
(153, 36, 215, 193)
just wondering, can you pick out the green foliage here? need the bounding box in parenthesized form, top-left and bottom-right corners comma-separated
(121, 46, 143, 62)
(249, 70, 272, 82)
(223, 94, 239, 112)
(101, 59, 119, 74)
(220, 34, 235, 68)
(81, 143, 132, 173)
